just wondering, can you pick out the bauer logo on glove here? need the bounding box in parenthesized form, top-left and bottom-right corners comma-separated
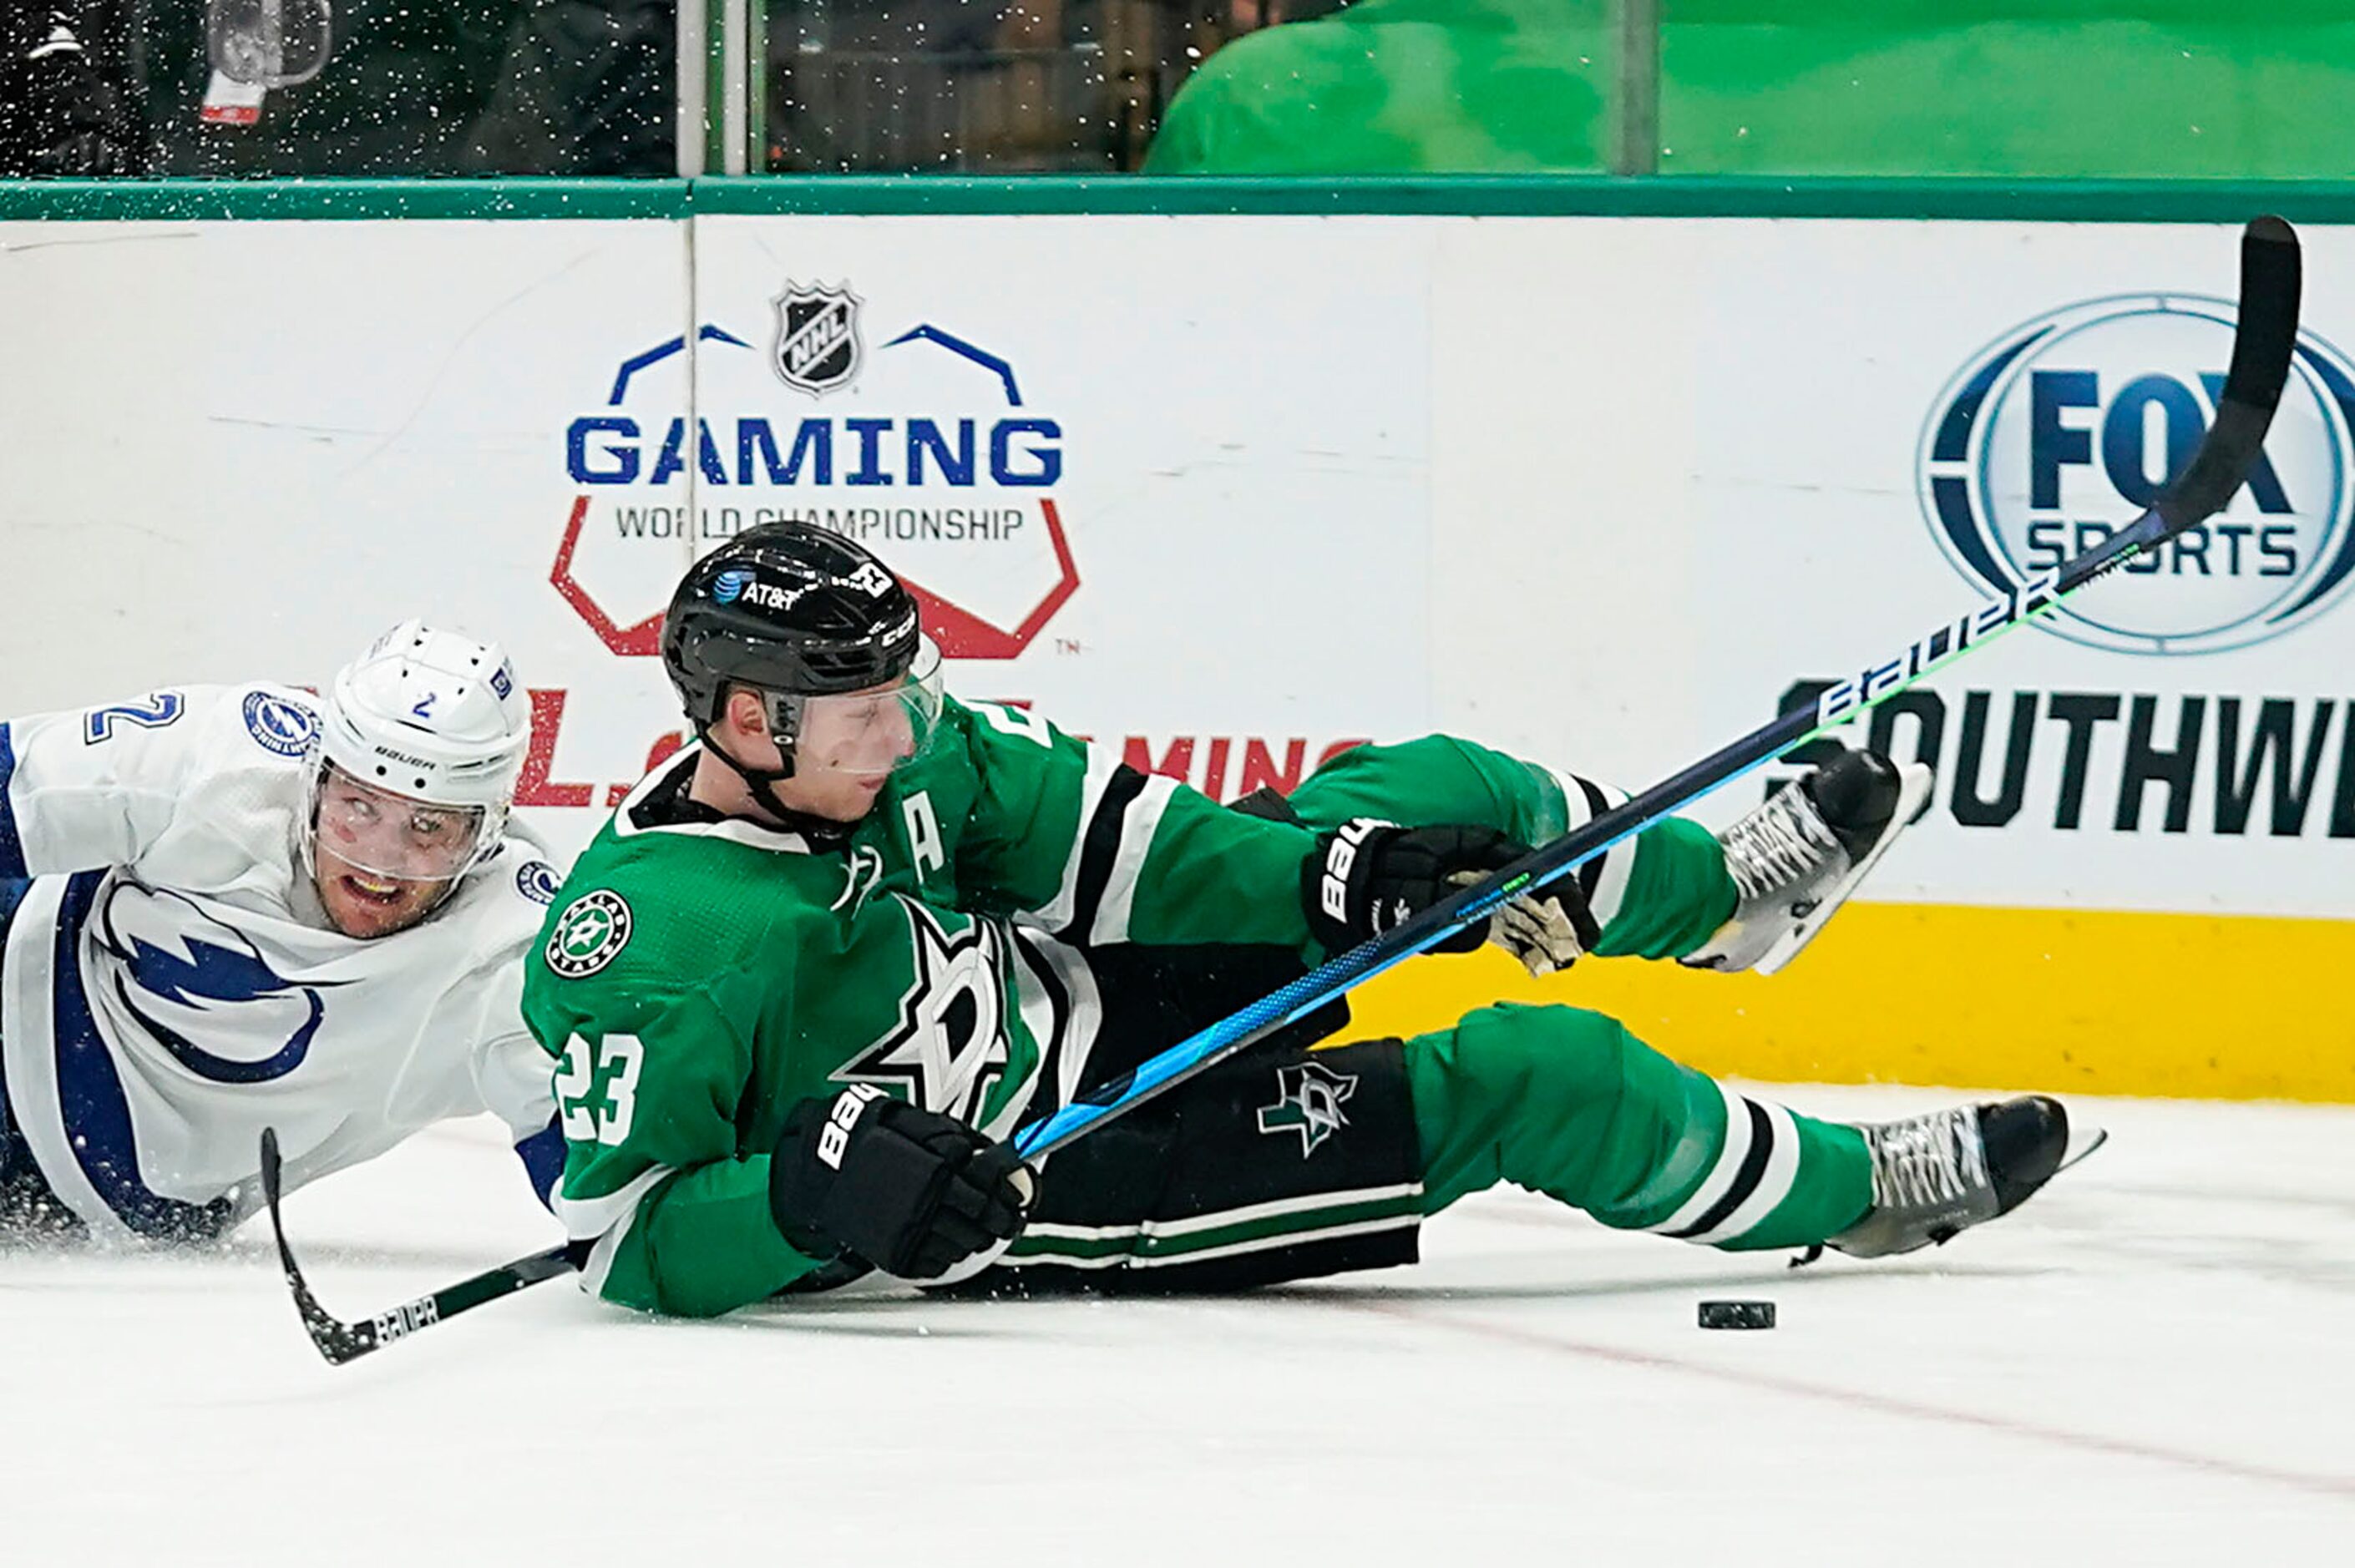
(1304, 818, 1593, 974)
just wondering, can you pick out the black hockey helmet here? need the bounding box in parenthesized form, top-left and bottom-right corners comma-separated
(662, 523, 940, 788)
(665, 523, 922, 719)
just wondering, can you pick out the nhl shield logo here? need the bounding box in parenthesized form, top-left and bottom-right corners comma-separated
(771, 281, 864, 396)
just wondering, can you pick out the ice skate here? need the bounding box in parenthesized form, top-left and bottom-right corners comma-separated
(1826, 1095, 2106, 1258)
(1681, 749, 1936, 976)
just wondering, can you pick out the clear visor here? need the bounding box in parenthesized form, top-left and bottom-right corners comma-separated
(778, 638, 946, 777)
(311, 765, 489, 884)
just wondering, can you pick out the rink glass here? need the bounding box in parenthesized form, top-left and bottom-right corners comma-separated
(24, 6, 2355, 180)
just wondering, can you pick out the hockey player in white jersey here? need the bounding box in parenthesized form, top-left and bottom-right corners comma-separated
(0, 621, 565, 1243)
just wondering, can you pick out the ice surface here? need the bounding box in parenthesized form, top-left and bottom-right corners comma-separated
(4, 1085, 2350, 1565)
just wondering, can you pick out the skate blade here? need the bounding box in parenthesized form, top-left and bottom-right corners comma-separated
(2055, 1118, 2109, 1176)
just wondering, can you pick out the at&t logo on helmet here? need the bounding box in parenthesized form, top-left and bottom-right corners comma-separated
(1918, 293, 2355, 655)
(709, 568, 803, 612)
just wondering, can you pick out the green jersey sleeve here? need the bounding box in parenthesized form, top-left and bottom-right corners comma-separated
(945, 696, 1323, 952)
(536, 918, 826, 1317)
(1284, 735, 1735, 960)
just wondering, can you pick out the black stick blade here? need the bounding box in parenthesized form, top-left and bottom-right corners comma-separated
(2156, 215, 2302, 534)
(258, 1127, 577, 1365)
(258, 1127, 376, 1365)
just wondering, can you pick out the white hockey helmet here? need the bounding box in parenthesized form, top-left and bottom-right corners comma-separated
(311, 620, 531, 880)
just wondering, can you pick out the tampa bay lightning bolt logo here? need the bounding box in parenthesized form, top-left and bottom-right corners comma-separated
(1919, 295, 2355, 655)
(515, 860, 562, 906)
(712, 569, 752, 606)
(241, 691, 319, 758)
(91, 883, 341, 1085)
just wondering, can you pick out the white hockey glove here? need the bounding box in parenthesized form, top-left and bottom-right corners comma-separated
(1679, 749, 1933, 976)
(1451, 869, 1598, 978)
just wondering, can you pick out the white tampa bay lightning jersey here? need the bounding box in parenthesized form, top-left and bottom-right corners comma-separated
(0, 682, 562, 1242)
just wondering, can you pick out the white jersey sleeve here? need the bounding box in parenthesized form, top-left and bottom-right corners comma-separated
(452, 835, 568, 1206)
(0, 685, 572, 1240)
(0, 683, 321, 881)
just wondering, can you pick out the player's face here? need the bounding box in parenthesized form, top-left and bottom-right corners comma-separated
(765, 643, 944, 822)
(310, 767, 483, 938)
(777, 681, 921, 822)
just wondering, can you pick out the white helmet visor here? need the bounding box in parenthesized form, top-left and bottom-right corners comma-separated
(312, 765, 492, 884)
(779, 637, 946, 777)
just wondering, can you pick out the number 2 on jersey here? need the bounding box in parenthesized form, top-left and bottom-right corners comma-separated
(83, 691, 185, 744)
(556, 1034, 645, 1146)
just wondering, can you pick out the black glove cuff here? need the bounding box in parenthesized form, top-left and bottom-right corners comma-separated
(1302, 817, 1400, 952)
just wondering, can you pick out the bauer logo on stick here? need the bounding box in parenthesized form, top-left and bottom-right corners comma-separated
(1917, 294, 2355, 655)
(771, 281, 864, 397)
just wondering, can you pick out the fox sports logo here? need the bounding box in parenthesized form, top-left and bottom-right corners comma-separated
(1918, 294, 2355, 655)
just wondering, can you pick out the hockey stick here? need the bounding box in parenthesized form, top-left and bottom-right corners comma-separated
(1011, 213, 2301, 1164)
(259, 1127, 573, 1365)
(261, 216, 2299, 1361)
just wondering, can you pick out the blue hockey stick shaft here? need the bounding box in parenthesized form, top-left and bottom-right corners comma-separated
(1014, 215, 2300, 1166)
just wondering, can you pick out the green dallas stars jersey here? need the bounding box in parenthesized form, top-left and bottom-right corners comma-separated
(522, 695, 1325, 1317)
(523, 705, 1734, 1318)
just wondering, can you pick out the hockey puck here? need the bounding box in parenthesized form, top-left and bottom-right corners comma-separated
(1697, 1299, 1775, 1330)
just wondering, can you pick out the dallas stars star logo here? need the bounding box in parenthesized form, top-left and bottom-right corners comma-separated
(836, 903, 1009, 1124)
(1258, 1060, 1358, 1156)
(545, 890, 632, 979)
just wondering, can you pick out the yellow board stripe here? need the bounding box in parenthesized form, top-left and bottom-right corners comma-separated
(1345, 902, 2355, 1104)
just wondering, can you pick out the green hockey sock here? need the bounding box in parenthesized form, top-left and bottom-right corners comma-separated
(1405, 1003, 1872, 1251)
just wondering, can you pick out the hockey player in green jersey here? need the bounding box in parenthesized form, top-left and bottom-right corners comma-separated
(524, 524, 2094, 1318)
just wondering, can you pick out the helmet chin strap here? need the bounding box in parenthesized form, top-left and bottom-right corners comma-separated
(695, 725, 855, 845)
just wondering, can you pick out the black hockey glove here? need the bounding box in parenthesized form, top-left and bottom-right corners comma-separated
(769, 1085, 1036, 1280)
(1304, 818, 1527, 954)
(1304, 817, 1601, 974)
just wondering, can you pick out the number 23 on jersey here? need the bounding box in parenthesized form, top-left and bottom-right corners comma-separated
(556, 1034, 645, 1146)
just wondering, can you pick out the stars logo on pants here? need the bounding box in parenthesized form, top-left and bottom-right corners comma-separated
(1258, 1060, 1357, 1157)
